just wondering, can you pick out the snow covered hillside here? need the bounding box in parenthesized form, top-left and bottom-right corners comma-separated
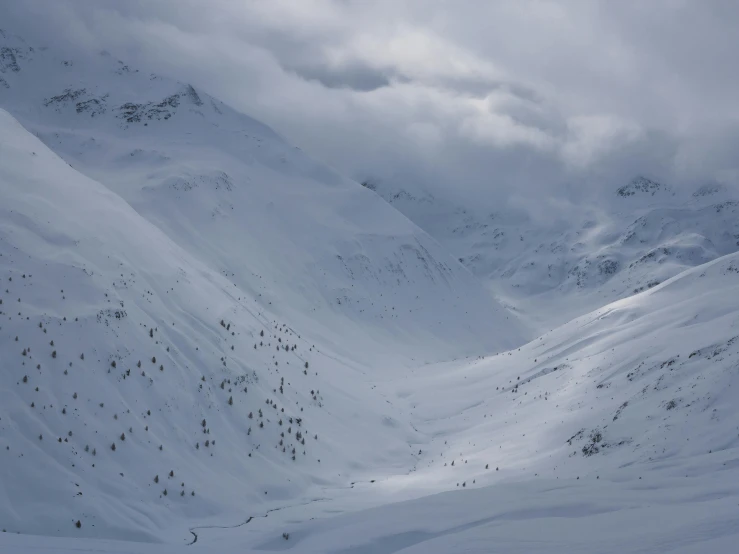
(0, 28, 521, 543)
(181, 247, 739, 552)
(367, 178, 739, 332)
(0, 28, 521, 364)
(0, 107, 427, 541)
(3, 180, 738, 551)
(2, 25, 739, 554)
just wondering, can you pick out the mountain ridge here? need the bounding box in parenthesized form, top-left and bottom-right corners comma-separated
(366, 175, 739, 331)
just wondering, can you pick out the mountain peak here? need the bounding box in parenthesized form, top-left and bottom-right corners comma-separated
(616, 176, 670, 197)
(692, 182, 726, 197)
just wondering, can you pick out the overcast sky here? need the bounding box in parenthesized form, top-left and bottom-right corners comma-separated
(5, 1, 739, 206)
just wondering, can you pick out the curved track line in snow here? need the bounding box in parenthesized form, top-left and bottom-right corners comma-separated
(187, 497, 329, 546)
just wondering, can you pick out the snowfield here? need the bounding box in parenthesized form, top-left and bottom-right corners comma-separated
(1, 28, 739, 554)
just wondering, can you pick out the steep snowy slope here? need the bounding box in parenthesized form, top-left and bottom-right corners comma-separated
(367, 178, 739, 332)
(0, 107, 438, 540)
(4, 228, 738, 553)
(0, 28, 526, 543)
(0, 29, 522, 364)
(391, 251, 739, 486)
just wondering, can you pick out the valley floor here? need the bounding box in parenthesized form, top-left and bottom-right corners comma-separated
(3, 465, 739, 554)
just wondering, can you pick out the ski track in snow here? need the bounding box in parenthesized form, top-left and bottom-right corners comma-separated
(187, 497, 328, 546)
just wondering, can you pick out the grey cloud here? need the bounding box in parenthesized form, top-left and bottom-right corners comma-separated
(431, 76, 542, 104)
(2, 0, 738, 210)
(284, 61, 392, 92)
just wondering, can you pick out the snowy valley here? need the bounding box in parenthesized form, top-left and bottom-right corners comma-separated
(368, 177, 739, 332)
(1, 26, 739, 554)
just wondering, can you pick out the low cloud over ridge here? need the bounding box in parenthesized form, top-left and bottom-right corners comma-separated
(5, 0, 738, 206)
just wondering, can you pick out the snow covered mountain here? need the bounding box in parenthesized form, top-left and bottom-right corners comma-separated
(2, 26, 739, 554)
(367, 177, 739, 332)
(0, 29, 522, 364)
(0, 108, 419, 541)
(0, 29, 521, 542)
(4, 140, 739, 550)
